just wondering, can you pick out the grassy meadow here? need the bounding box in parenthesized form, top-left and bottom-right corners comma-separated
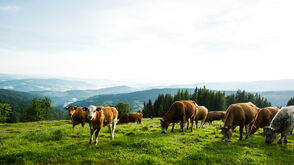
(0, 118, 294, 165)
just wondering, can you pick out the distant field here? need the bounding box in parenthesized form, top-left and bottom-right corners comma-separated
(0, 119, 294, 164)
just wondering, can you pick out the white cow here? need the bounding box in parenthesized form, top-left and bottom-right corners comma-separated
(264, 106, 294, 144)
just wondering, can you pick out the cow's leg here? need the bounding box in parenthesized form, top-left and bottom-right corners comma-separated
(81, 122, 85, 128)
(180, 121, 184, 132)
(239, 123, 244, 140)
(186, 118, 190, 130)
(171, 123, 175, 132)
(209, 121, 212, 125)
(278, 133, 284, 144)
(89, 128, 94, 144)
(111, 118, 117, 139)
(200, 117, 206, 128)
(181, 116, 185, 132)
(195, 119, 198, 129)
(108, 124, 112, 138)
(190, 118, 194, 132)
(284, 135, 288, 143)
(94, 127, 102, 145)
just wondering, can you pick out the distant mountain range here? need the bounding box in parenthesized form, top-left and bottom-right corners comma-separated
(1, 73, 294, 92)
(32, 86, 137, 108)
(167, 79, 294, 92)
(0, 78, 98, 92)
(0, 73, 294, 113)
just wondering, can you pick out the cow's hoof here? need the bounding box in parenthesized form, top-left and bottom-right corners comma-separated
(277, 140, 282, 144)
(284, 140, 288, 143)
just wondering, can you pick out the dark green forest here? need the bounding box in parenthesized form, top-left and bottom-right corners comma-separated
(142, 87, 272, 118)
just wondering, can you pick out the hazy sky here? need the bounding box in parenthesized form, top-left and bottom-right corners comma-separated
(0, 0, 293, 84)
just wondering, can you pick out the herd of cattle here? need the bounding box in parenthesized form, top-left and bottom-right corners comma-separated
(64, 101, 294, 145)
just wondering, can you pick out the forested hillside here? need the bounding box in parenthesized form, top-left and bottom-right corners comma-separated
(0, 89, 38, 122)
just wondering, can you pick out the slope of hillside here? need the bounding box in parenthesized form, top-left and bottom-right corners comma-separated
(32, 86, 137, 108)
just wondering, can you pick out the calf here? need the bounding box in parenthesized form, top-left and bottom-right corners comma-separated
(117, 112, 143, 125)
(205, 111, 226, 125)
(246, 107, 279, 139)
(84, 105, 118, 145)
(160, 100, 198, 133)
(220, 102, 259, 141)
(264, 106, 294, 144)
(64, 105, 88, 128)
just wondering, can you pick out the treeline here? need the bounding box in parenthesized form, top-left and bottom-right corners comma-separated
(0, 97, 68, 123)
(142, 87, 272, 118)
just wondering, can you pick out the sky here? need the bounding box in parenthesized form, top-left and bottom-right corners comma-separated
(0, 0, 294, 85)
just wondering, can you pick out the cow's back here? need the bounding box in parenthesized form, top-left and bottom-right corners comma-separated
(102, 107, 118, 125)
(163, 100, 197, 123)
(225, 103, 258, 126)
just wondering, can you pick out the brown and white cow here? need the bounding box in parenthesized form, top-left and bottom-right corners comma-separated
(160, 100, 198, 133)
(220, 102, 259, 141)
(205, 111, 226, 125)
(84, 105, 118, 145)
(195, 106, 208, 128)
(264, 106, 294, 144)
(245, 107, 279, 139)
(117, 112, 143, 125)
(64, 105, 88, 128)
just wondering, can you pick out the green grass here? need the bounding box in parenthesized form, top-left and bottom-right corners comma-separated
(0, 119, 294, 165)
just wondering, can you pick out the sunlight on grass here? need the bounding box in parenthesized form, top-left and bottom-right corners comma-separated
(0, 119, 294, 164)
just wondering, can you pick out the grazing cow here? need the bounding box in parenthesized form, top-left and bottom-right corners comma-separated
(84, 105, 118, 145)
(195, 106, 208, 128)
(160, 100, 198, 133)
(245, 107, 279, 139)
(220, 102, 259, 141)
(264, 106, 294, 144)
(117, 112, 143, 125)
(205, 111, 226, 125)
(64, 105, 88, 128)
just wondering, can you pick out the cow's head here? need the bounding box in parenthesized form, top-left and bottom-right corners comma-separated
(220, 125, 232, 141)
(160, 119, 169, 133)
(83, 105, 103, 121)
(64, 105, 77, 118)
(264, 126, 279, 144)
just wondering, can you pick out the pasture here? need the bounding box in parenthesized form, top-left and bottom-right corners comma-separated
(0, 118, 293, 164)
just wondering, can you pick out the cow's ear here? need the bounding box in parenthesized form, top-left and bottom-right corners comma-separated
(96, 107, 102, 111)
(64, 107, 68, 110)
(83, 107, 88, 111)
